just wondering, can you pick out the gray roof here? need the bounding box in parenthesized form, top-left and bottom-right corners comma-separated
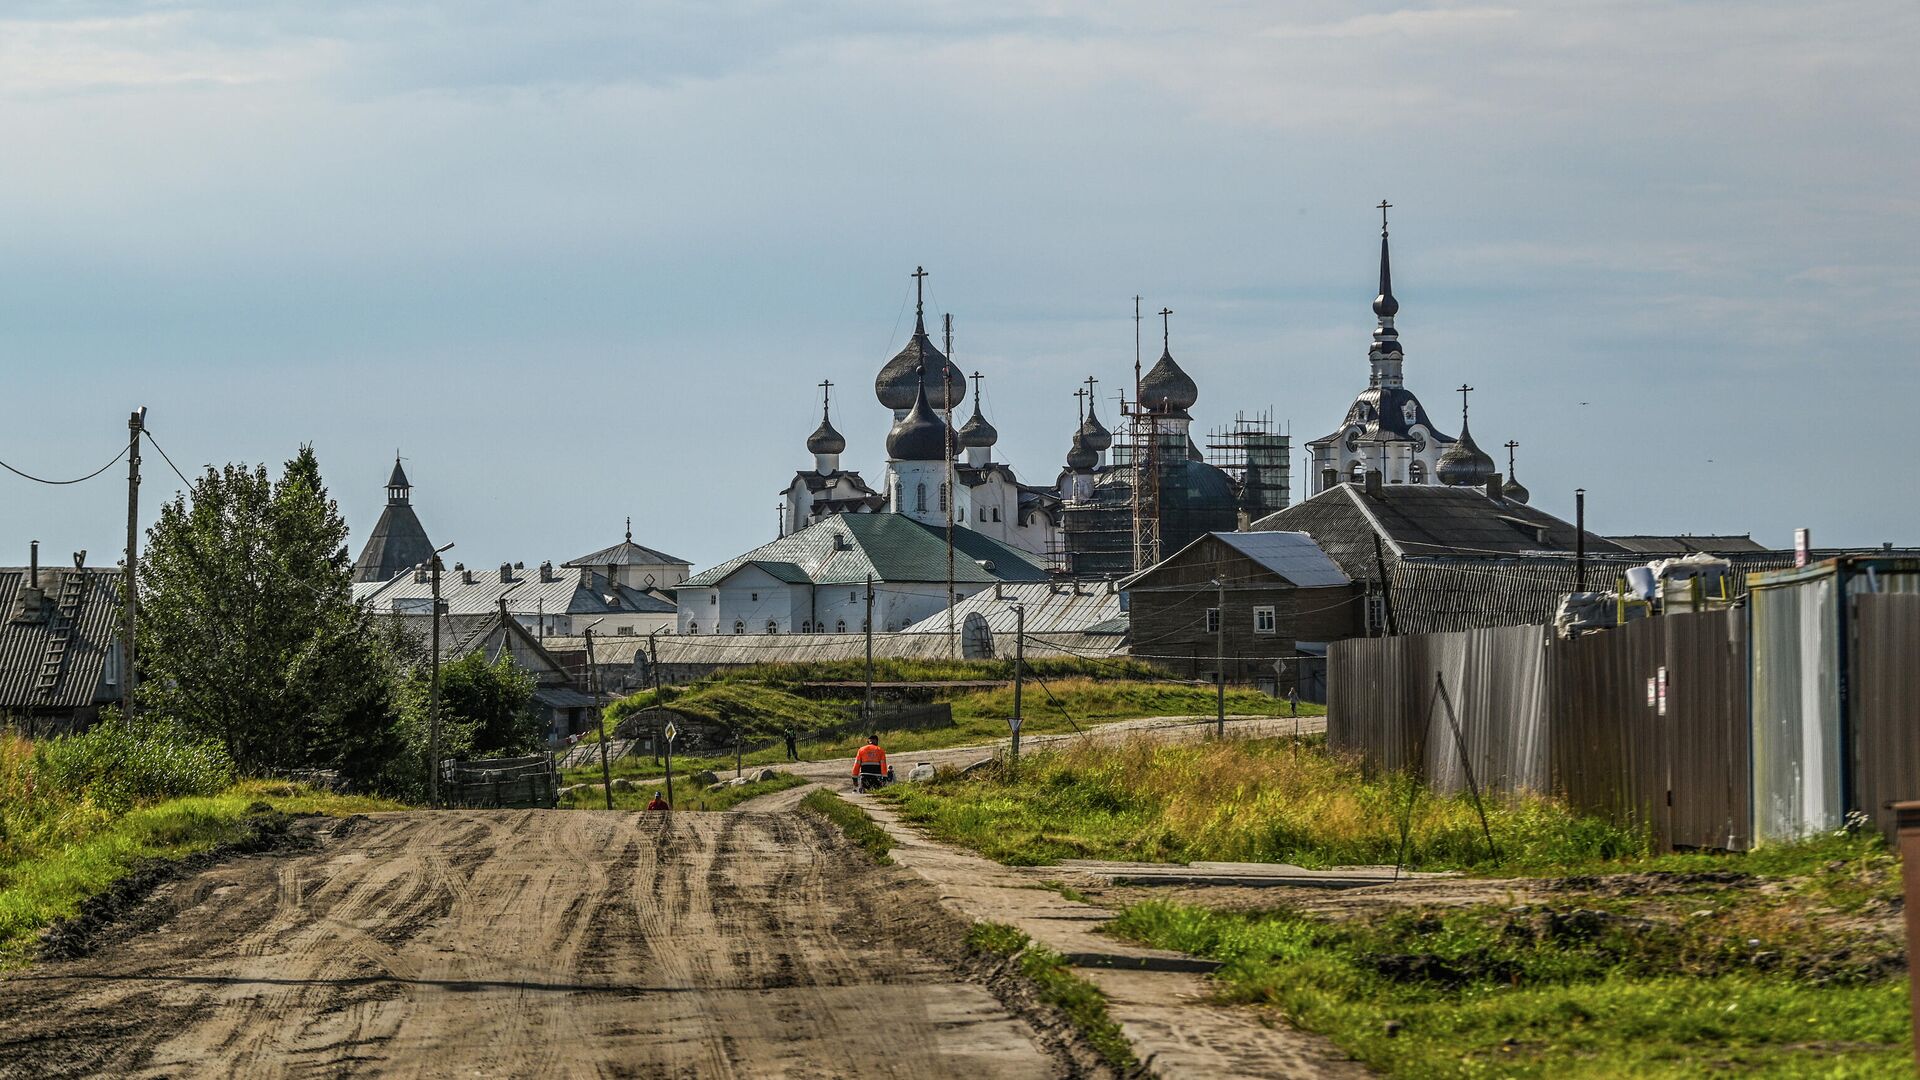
(0, 566, 122, 712)
(1209, 531, 1351, 587)
(544, 629, 1125, 667)
(355, 562, 675, 617)
(682, 512, 1049, 589)
(900, 580, 1125, 636)
(564, 537, 690, 568)
(1607, 534, 1771, 555)
(351, 501, 434, 584)
(1252, 482, 1623, 576)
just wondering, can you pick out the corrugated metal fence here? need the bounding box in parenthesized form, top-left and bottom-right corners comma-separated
(1329, 558, 1919, 850)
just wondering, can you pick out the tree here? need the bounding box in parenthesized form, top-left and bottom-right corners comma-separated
(137, 446, 398, 779)
(395, 650, 543, 762)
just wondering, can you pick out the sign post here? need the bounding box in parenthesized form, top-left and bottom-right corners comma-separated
(663, 722, 678, 806)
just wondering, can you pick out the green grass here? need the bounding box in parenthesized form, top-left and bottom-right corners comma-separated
(965, 922, 1138, 1072)
(557, 772, 806, 812)
(0, 779, 399, 969)
(799, 789, 894, 863)
(1108, 897, 1910, 1079)
(877, 735, 1642, 873)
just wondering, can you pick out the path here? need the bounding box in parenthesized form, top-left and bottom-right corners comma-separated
(0, 811, 1085, 1078)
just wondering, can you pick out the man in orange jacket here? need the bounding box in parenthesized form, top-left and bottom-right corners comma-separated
(852, 735, 888, 792)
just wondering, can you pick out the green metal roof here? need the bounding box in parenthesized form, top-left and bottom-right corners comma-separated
(683, 513, 1049, 589)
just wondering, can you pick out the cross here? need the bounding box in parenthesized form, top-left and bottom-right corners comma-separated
(1073, 385, 1087, 422)
(625, 515, 632, 543)
(818, 378, 833, 415)
(1504, 439, 1519, 472)
(970, 370, 984, 404)
(1378, 199, 1392, 235)
(1159, 307, 1173, 350)
(911, 266, 928, 315)
(1457, 383, 1474, 420)
(1084, 374, 1099, 413)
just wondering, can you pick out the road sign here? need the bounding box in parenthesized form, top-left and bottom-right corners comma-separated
(664, 722, 678, 744)
(1007, 715, 1022, 735)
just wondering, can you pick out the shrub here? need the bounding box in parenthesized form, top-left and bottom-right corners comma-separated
(34, 720, 235, 815)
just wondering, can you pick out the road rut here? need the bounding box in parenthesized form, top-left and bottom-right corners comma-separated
(0, 810, 1069, 1078)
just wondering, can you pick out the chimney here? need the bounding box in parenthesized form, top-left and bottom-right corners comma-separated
(15, 541, 45, 623)
(462, 568, 475, 585)
(413, 563, 429, 584)
(1364, 469, 1383, 495)
(1485, 472, 1504, 502)
(539, 560, 555, 583)
(30, 541, 39, 587)
(1321, 467, 1339, 491)
(499, 562, 512, 583)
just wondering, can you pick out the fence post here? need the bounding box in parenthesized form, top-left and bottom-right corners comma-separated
(1898, 800, 1920, 1069)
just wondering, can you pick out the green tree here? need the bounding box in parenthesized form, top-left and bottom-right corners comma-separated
(394, 651, 543, 763)
(137, 446, 399, 780)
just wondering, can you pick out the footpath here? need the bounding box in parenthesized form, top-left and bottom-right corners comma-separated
(754, 784, 1371, 1079)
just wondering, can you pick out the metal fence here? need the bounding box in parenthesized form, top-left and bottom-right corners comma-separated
(1329, 560, 1920, 851)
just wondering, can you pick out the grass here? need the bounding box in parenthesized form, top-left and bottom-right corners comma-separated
(557, 772, 806, 812)
(1107, 891, 1910, 1079)
(800, 789, 894, 863)
(877, 735, 1642, 873)
(0, 779, 398, 969)
(966, 921, 1138, 1072)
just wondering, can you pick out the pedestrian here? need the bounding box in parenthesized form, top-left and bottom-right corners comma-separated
(645, 791, 668, 811)
(1287, 686, 1300, 718)
(784, 727, 799, 761)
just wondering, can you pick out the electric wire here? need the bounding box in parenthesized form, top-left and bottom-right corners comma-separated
(142, 429, 195, 488)
(0, 438, 129, 486)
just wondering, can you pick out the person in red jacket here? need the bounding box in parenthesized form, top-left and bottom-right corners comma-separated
(852, 736, 888, 791)
(644, 792, 669, 811)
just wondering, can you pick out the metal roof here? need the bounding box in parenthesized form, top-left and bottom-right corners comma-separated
(1210, 531, 1350, 587)
(1608, 534, 1771, 555)
(563, 538, 690, 568)
(354, 563, 675, 617)
(0, 566, 121, 712)
(682, 512, 1049, 589)
(543, 629, 1125, 667)
(350, 501, 435, 584)
(900, 580, 1126, 636)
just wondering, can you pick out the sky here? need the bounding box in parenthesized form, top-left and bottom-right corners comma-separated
(1, 1, 1915, 573)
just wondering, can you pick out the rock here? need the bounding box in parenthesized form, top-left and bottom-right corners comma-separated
(961, 758, 996, 775)
(610, 778, 635, 792)
(730, 776, 752, 786)
(690, 770, 719, 786)
(755, 768, 780, 782)
(705, 783, 728, 793)
(907, 763, 936, 783)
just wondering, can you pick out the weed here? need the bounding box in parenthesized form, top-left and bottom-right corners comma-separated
(965, 921, 1137, 1072)
(800, 789, 894, 864)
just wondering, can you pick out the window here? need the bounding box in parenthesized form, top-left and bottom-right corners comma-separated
(916, 483, 927, 512)
(1349, 464, 1364, 483)
(1409, 460, 1426, 485)
(992, 507, 1001, 522)
(767, 620, 779, 634)
(800, 620, 812, 633)
(1205, 608, 1220, 634)
(1253, 606, 1276, 634)
(689, 621, 699, 634)
(836, 619, 847, 633)
(939, 483, 948, 511)
(733, 620, 745, 634)
(709, 592, 717, 605)
(1365, 595, 1387, 635)
(617, 626, 635, 637)
(750, 591, 758, 602)
(849, 591, 857, 603)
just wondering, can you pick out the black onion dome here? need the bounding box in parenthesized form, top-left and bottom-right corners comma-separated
(1435, 420, 1498, 486)
(1503, 474, 1531, 504)
(885, 368, 955, 461)
(1139, 348, 1199, 414)
(1077, 403, 1112, 452)
(958, 402, 998, 448)
(806, 413, 846, 455)
(876, 316, 964, 412)
(1065, 432, 1098, 471)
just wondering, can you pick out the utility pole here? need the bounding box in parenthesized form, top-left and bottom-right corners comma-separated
(1575, 488, 1588, 592)
(647, 627, 663, 765)
(122, 406, 145, 726)
(863, 574, 875, 723)
(943, 314, 957, 655)
(1011, 603, 1024, 766)
(585, 624, 613, 810)
(427, 541, 454, 807)
(1214, 577, 1226, 738)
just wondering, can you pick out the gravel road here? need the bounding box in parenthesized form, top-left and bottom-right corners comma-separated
(0, 810, 1082, 1078)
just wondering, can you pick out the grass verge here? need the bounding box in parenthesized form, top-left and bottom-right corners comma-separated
(1107, 887, 1909, 1080)
(557, 772, 807, 812)
(966, 921, 1138, 1073)
(878, 735, 1641, 873)
(0, 779, 399, 969)
(800, 789, 894, 864)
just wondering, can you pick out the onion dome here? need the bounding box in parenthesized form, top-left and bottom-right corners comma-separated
(1065, 431, 1098, 472)
(806, 410, 846, 456)
(1502, 440, 1530, 503)
(1139, 349, 1198, 416)
(1077, 401, 1112, 452)
(958, 400, 998, 449)
(1436, 420, 1498, 487)
(876, 269, 965, 411)
(885, 365, 955, 461)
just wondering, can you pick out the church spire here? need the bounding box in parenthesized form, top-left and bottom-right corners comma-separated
(1367, 200, 1406, 389)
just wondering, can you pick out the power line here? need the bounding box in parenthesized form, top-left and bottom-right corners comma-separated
(0, 439, 129, 486)
(141, 429, 195, 488)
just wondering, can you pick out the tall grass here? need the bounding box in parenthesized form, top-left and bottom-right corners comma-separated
(881, 736, 1644, 872)
(946, 676, 1304, 723)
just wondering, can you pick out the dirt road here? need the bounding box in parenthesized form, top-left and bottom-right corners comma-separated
(0, 811, 1089, 1078)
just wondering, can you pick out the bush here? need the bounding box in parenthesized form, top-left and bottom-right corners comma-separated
(34, 719, 235, 815)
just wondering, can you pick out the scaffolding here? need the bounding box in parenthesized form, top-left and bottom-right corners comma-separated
(1204, 412, 1292, 523)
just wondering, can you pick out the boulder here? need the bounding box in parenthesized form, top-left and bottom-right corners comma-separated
(754, 768, 780, 782)
(689, 770, 719, 787)
(907, 763, 937, 783)
(610, 778, 635, 792)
